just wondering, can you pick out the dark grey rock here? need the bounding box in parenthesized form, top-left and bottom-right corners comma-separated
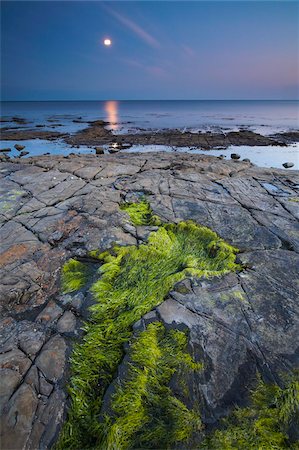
(282, 162, 294, 168)
(0, 348, 32, 376)
(0, 383, 38, 450)
(56, 311, 76, 334)
(35, 301, 63, 326)
(48, 230, 64, 244)
(0, 369, 22, 412)
(19, 151, 30, 157)
(230, 153, 240, 160)
(35, 335, 66, 382)
(39, 373, 54, 397)
(25, 365, 39, 392)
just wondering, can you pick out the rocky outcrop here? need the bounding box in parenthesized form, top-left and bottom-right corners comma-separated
(0, 130, 66, 141)
(2, 118, 298, 150)
(65, 124, 289, 149)
(0, 152, 298, 448)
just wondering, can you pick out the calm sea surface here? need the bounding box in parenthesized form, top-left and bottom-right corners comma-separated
(1, 100, 299, 134)
(1, 100, 298, 168)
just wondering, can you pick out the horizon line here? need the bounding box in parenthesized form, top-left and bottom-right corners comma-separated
(1, 99, 299, 102)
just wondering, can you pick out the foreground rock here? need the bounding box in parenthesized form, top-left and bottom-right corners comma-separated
(0, 152, 298, 448)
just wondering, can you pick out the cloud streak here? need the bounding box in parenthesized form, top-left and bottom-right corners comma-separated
(121, 57, 167, 78)
(102, 4, 160, 48)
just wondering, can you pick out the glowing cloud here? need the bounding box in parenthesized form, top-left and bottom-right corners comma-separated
(103, 4, 160, 48)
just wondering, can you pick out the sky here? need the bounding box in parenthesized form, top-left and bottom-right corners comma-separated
(1, 0, 299, 100)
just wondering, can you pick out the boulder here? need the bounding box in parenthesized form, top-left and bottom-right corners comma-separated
(230, 153, 240, 160)
(95, 147, 104, 155)
(14, 144, 25, 151)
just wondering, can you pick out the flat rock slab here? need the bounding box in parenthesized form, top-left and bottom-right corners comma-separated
(0, 152, 298, 449)
(156, 249, 299, 419)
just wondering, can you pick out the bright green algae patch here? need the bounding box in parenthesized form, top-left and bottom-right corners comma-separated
(120, 200, 161, 226)
(101, 322, 203, 450)
(202, 372, 299, 449)
(61, 258, 90, 293)
(57, 221, 240, 449)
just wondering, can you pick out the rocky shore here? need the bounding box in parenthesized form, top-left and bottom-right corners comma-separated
(0, 152, 298, 448)
(1, 118, 299, 150)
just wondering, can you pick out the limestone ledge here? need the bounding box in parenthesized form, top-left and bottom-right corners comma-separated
(0, 152, 298, 449)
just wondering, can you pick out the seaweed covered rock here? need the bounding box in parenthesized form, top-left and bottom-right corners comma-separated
(0, 152, 298, 450)
(57, 221, 240, 449)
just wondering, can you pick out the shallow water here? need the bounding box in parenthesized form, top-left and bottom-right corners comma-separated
(1, 139, 298, 170)
(124, 143, 299, 170)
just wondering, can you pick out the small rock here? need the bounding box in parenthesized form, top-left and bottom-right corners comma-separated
(56, 311, 76, 334)
(18, 328, 46, 356)
(243, 158, 251, 162)
(282, 162, 294, 169)
(0, 148, 11, 153)
(0, 348, 32, 376)
(231, 153, 240, 160)
(59, 292, 84, 312)
(19, 151, 29, 157)
(35, 335, 66, 382)
(36, 301, 63, 325)
(119, 143, 132, 149)
(48, 230, 64, 244)
(95, 147, 104, 155)
(39, 374, 54, 396)
(0, 154, 10, 161)
(71, 293, 84, 312)
(25, 365, 39, 392)
(0, 369, 22, 411)
(14, 144, 25, 151)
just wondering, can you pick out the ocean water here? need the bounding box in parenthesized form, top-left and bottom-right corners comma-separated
(1, 100, 298, 169)
(1, 100, 299, 135)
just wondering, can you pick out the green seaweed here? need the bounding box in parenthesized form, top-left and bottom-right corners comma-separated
(201, 372, 299, 449)
(57, 220, 240, 449)
(100, 322, 203, 450)
(61, 258, 90, 293)
(120, 200, 161, 226)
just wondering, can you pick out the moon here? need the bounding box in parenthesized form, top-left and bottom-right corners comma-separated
(104, 38, 112, 46)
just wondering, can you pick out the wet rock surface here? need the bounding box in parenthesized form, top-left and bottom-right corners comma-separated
(0, 152, 298, 448)
(1, 129, 66, 141)
(2, 118, 299, 150)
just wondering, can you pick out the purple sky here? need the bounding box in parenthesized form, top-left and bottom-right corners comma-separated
(1, 1, 299, 100)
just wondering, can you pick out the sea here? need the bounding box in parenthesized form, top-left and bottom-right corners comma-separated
(1, 100, 299, 169)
